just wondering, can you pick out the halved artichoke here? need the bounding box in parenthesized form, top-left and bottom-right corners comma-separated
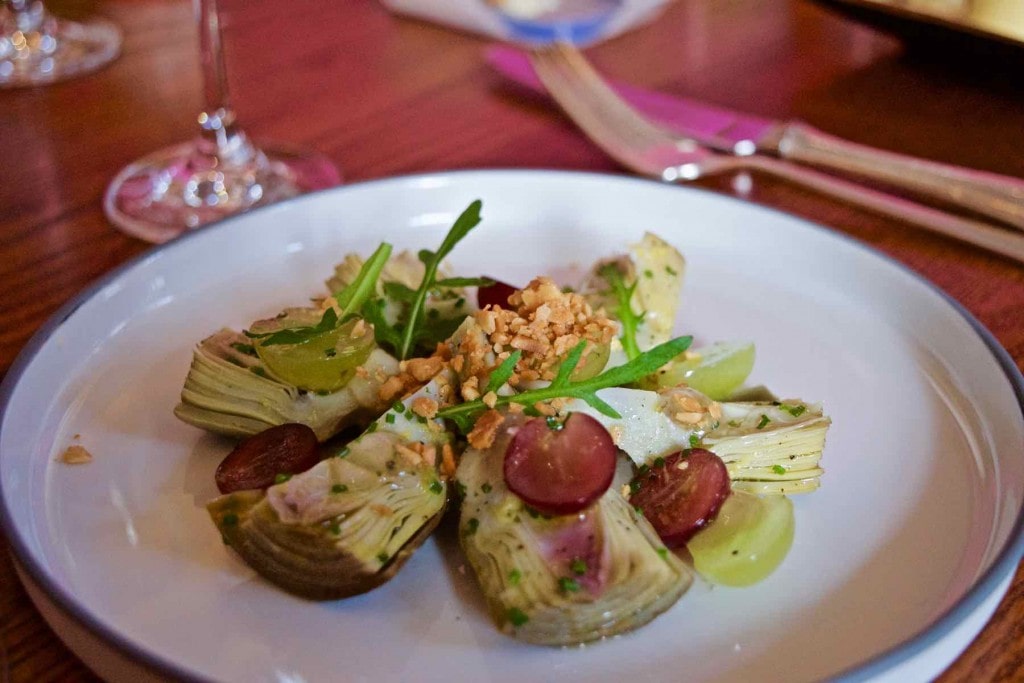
(175, 327, 398, 441)
(208, 373, 453, 599)
(579, 232, 686, 353)
(457, 415, 692, 645)
(561, 387, 830, 494)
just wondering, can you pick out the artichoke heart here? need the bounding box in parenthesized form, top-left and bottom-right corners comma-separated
(457, 416, 692, 645)
(175, 325, 398, 441)
(579, 232, 686, 353)
(563, 388, 830, 495)
(208, 372, 454, 600)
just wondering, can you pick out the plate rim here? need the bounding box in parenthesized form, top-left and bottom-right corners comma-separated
(2, 168, 1023, 682)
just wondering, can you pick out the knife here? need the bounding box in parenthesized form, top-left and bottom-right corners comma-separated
(487, 45, 1024, 232)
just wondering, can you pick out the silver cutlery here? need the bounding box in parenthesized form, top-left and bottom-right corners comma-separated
(527, 43, 1024, 264)
(492, 44, 1024, 232)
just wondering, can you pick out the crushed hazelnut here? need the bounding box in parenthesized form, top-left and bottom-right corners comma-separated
(59, 445, 92, 465)
(467, 410, 505, 450)
(411, 397, 439, 419)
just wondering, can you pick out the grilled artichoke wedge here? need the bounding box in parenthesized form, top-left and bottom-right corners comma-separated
(457, 415, 692, 645)
(208, 372, 454, 600)
(175, 308, 398, 441)
(562, 387, 830, 494)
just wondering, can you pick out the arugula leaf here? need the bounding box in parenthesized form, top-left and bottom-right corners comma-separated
(382, 281, 417, 304)
(360, 297, 403, 351)
(437, 335, 693, 433)
(485, 350, 522, 394)
(599, 263, 644, 360)
(398, 201, 483, 360)
(435, 276, 494, 288)
(252, 243, 393, 347)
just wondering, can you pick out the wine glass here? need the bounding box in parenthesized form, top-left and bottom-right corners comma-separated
(103, 0, 339, 243)
(0, 0, 120, 87)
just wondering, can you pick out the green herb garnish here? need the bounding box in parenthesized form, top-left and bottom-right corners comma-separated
(558, 577, 581, 593)
(771, 464, 786, 475)
(756, 414, 771, 430)
(436, 336, 693, 432)
(508, 569, 522, 585)
(274, 473, 292, 484)
(506, 607, 529, 627)
(331, 484, 348, 494)
(570, 558, 588, 575)
(252, 242, 392, 346)
(599, 262, 645, 360)
(429, 480, 444, 495)
(397, 200, 483, 360)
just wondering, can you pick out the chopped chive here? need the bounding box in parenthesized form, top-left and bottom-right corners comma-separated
(456, 481, 468, 499)
(385, 413, 396, 424)
(629, 480, 642, 495)
(728, 419, 741, 427)
(508, 569, 522, 586)
(570, 558, 587, 575)
(336, 447, 350, 459)
(366, 422, 378, 433)
(756, 414, 771, 430)
(656, 547, 669, 560)
(274, 473, 292, 484)
(429, 480, 444, 494)
(465, 518, 479, 535)
(653, 456, 666, 468)
(558, 577, 581, 593)
(332, 484, 348, 494)
(324, 348, 337, 358)
(392, 400, 405, 412)
(665, 265, 678, 276)
(545, 415, 563, 430)
(481, 482, 492, 494)
(329, 521, 341, 535)
(377, 552, 389, 563)
(783, 403, 807, 417)
(688, 434, 700, 448)
(249, 366, 268, 378)
(506, 607, 529, 627)
(771, 464, 786, 475)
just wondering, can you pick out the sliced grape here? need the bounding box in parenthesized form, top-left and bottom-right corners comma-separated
(688, 491, 794, 587)
(628, 449, 730, 547)
(477, 278, 518, 310)
(647, 341, 755, 400)
(503, 413, 616, 516)
(215, 423, 319, 493)
(255, 317, 375, 393)
(564, 341, 610, 381)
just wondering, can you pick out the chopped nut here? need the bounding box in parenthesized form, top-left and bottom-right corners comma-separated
(350, 319, 367, 338)
(406, 356, 444, 382)
(441, 443, 457, 477)
(674, 411, 705, 425)
(59, 445, 92, 465)
(708, 401, 723, 420)
(378, 375, 406, 402)
(461, 376, 480, 402)
(482, 391, 498, 408)
(620, 483, 632, 501)
(411, 397, 439, 419)
(395, 443, 424, 467)
(467, 409, 505, 450)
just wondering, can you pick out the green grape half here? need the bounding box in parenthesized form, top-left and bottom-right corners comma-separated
(256, 318, 375, 393)
(687, 490, 794, 587)
(647, 341, 755, 399)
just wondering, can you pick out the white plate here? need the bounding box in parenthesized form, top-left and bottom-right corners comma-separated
(2, 170, 1023, 683)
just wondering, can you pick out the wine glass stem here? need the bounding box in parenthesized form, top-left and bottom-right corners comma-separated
(194, 0, 255, 164)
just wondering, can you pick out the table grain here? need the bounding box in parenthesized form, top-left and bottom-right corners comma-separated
(1, 0, 1023, 680)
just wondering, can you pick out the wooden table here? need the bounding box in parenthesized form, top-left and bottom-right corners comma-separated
(2, 0, 1023, 680)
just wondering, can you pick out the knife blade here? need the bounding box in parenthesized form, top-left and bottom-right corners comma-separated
(487, 44, 1024, 231)
(486, 44, 784, 154)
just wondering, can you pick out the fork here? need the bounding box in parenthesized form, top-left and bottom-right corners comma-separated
(528, 44, 1024, 265)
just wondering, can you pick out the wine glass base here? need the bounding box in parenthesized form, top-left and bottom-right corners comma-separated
(0, 16, 121, 88)
(103, 140, 341, 244)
